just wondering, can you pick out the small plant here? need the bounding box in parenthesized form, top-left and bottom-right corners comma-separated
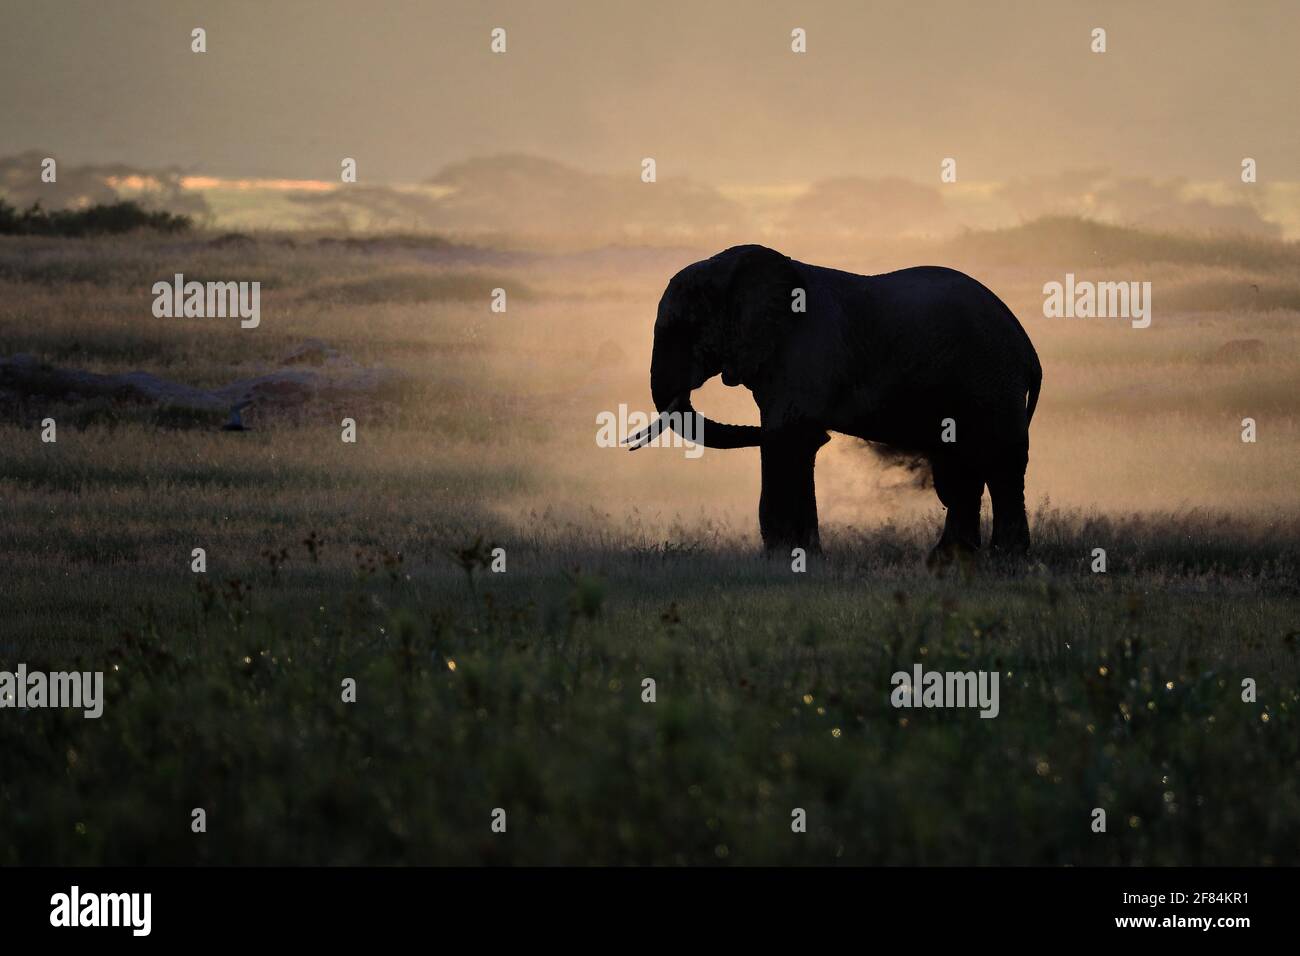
(562, 567, 605, 622)
(354, 549, 378, 579)
(195, 578, 218, 617)
(380, 548, 404, 586)
(301, 531, 323, 564)
(221, 578, 253, 628)
(448, 536, 497, 597)
(260, 547, 289, 581)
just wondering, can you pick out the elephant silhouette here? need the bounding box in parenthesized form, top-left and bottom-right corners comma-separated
(625, 245, 1042, 565)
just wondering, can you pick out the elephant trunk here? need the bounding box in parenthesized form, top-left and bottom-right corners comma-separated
(625, 324, 761, 451)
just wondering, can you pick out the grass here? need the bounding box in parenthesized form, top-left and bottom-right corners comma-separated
(944, 215, 1300, 273)
(1, 220, 1298, 864)
(300, 270, 535, 307)
(3, 515, 1296, 865)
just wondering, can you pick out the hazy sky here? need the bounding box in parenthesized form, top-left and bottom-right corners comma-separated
(3, 0, 1297, 184)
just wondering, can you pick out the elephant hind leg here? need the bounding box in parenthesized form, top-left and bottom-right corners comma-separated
(926, 457, 983, 570)
(988, 442, 1031, 556)
(759, 427, 828, 555)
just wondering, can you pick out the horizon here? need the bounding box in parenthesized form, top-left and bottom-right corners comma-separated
(6, 148, 1300, 240)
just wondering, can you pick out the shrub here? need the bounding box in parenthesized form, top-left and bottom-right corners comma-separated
(0, 198, 192, 237)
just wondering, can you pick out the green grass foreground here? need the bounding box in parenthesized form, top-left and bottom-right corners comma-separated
(3, 515, 1297, 865)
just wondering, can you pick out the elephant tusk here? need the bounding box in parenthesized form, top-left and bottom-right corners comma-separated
(622, 397, 682, 451)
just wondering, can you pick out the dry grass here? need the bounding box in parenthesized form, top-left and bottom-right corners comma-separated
(1, 220, 1297, 864)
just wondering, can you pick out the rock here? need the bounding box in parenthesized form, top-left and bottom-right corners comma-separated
(0, 345, 401, 423)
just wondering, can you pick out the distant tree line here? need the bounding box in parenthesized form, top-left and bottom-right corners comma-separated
(0, 199, 192, 237)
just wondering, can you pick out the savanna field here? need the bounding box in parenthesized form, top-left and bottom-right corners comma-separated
(1, 218, 1298, 864)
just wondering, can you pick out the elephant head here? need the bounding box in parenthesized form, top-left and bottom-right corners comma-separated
(625, 245, 802, 450)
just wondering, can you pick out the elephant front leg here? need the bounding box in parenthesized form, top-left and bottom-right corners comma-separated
(758, 428, 829, 554)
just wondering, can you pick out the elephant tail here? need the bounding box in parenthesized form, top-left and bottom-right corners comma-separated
(1024, 359, 1042, 426)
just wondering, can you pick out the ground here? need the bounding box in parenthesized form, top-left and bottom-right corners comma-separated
(1, 221, 1297, 864)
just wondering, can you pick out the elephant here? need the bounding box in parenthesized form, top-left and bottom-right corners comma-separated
(624, 244, 1042, 564)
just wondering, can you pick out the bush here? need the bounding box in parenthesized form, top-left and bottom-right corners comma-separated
(0, 198, 191, 237)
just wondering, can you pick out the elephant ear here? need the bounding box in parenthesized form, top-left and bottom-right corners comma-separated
(714, 245, 803, 384)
